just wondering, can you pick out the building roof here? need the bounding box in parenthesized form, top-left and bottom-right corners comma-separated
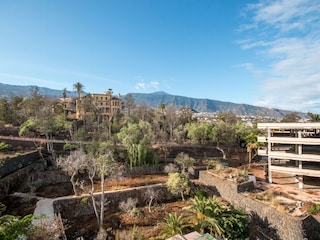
(167, 232, 216, 240)
(257, 122, 320, 129)
(195, 233, 217, 240)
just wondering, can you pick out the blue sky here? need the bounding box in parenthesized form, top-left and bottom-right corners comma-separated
(0, 0, 319, 113)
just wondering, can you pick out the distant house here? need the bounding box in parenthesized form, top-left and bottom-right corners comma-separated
(167, 231, 217, 240)
(75, 90, 122, 121)
(61, 97, 77, 119)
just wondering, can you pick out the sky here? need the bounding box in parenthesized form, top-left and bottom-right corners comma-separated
(0, 0, 319, 113)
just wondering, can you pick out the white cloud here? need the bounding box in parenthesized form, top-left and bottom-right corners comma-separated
(239, 0, 320, 113)
(135, 76, 160, 91)
(243, 0, 319, 32)
(237, 63, 264, 75)
(150, 81, 159, 88)
(136, 81, 147, 89)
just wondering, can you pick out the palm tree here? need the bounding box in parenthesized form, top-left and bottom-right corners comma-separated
(159, 212, 189, 238)
(183, 196, 224, 236)
(73, 82, 84, 98)
(184, 196, 249, 239)
(244, 132, 264, 168)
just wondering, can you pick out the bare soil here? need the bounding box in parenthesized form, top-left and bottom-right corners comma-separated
(66, 200, 190, 239)
(33, 174, 169, 198)
(101, 174, 168, 191)
(58, 173, 192, 239)
(245, 164, 320, 216)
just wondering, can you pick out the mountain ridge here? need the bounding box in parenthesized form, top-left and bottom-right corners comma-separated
(128, 91, 302, 118)
(0, 82, 78, 98)
(0, 82, 306, 118)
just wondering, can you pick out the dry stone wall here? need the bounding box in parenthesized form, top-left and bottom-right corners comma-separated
(53, 183, 176, 220)
(0, 151, 42, 178)
(199, 171, 320, 240)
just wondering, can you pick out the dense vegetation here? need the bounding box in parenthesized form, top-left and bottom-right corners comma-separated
(0, 86, 263, 159)
(1, 83, 318, 239)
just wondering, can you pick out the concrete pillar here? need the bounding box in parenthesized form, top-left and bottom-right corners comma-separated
(267, 127, 272, 183)
(298, 176, 304, 189)
(298, 131, 303, 189)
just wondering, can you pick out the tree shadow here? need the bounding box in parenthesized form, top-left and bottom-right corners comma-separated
(302, 215, 320, 240)
(192, 182, 220, 198)
(249, 211, 281, 240)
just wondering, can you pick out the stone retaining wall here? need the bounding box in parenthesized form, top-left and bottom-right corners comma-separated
(199, 170, 320, 240)
(53, 183, 175, 219)
(0, 162, 44, 195)
(0, 149, 70, 195)
(0, 151, 42, 178)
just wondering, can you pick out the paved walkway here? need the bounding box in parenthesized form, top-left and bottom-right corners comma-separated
(32, 198, 55, 225)
(31, 183, 165, 226)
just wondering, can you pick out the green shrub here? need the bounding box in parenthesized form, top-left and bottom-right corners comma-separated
(191, 188, 207, 199)
(80, 197, 89, 205)
(129, 207, 141, 217)
(307, 203, 320, 215)
(0, 142, 11, 151)
(0, 202, 35, 240)
(239, 169, 248, 177)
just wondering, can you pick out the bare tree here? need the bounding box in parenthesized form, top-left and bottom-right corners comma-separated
(174, 152, 196, 176)
(143, 186, 162, 212)
(93, 151, 124, 237)
(124, 93, 135, 117)
(119, 197, 138, 216)
(78, 148, 124, 239)
(166, 105, 178, 142)
(55, 149, 89, 195)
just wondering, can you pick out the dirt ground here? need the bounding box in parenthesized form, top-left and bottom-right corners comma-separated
(248, 163, 320, 203)
(60, 174, 196, 239)
(239, 163, 320, 219)
(66, 200, 191, 239)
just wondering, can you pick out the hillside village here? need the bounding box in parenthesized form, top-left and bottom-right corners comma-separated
(0, 85, 320, 239)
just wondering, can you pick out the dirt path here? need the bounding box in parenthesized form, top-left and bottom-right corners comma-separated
(32, 198, 55, 225)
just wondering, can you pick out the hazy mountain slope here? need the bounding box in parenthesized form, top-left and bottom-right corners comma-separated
(0, 83, 305, 118)
(126, 91, 303, 118)
(0, 83, 78, 98)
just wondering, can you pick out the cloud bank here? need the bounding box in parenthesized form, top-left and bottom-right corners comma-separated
(240, 0, 320, 113)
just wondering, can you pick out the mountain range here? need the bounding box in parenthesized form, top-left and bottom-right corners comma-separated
(128, 91, 303, 119)
(0, 82, 78, 99)
(0, 82, 306, 118)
